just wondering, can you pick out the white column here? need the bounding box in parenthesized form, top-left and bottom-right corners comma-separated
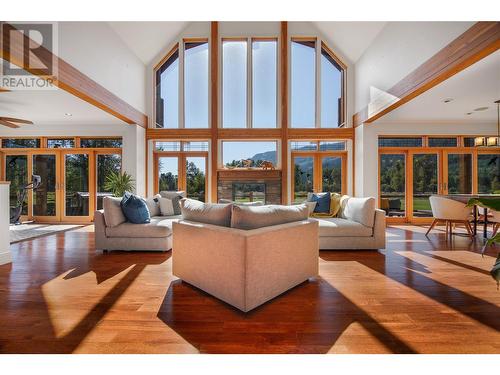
(0, 182, 12, 265)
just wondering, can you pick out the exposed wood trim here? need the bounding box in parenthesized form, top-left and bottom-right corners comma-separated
(218, 128, 281, 139)
(288, 127, 354, 140)
(0, 22, 148, 128)
(146, 128, 212, 140)
(218, 169, 281, 181)
(353, 21, 500, 127)
(280, 21, 289, 204)
(210, 21, 219, 203)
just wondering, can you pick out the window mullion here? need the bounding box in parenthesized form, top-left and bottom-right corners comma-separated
(315, 39, 321, 128)
(247, 38, 252, 128)
(179, 41, 185, 129)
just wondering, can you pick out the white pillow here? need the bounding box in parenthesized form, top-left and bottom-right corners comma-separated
(144, 194, 161, 216)
(343, 197, 376, 227)
(159, 197, 175, 216)
(304, 201, 317, 215)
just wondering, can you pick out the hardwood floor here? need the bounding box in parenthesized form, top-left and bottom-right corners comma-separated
(0, 225, 499, 354)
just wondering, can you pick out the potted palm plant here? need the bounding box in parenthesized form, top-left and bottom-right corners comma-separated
(104, 171, 135, 197)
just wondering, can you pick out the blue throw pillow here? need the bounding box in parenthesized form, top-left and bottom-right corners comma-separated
(310, 193, 331, 213)
(120, 192, 151, 224)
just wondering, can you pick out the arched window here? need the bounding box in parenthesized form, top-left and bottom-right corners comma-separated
(291, 39, 345, 128)
(155, 40, 209, 128)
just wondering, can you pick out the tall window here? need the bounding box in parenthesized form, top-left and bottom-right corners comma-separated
(252, 40, 277, 128)
(291, 40, 316, 128)
(291, 39, 345, 128)
(155, 48, 179, 128)
(184, 42, 209, 128)
(222, 39, 278, 128)
(155, 41, 209, 128)
(222, 40, 247, 128)
(321, 44, 343, 128)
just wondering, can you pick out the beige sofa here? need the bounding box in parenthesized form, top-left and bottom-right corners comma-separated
(308, 196, 386, 250)
(172, 218, 319, 312)
(94, 210, 181, 252)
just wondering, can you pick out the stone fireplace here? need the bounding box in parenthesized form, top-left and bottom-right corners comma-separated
(217, 169, 282, 204)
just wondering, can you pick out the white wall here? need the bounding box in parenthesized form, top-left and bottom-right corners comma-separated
(355, 121, 498, 200)
(58, 22, 147, 114)
(354, 22, 474, 113)
(0, 123, 146, 195)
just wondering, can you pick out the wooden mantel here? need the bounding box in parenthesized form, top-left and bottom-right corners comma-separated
(217, 169, 281, 181)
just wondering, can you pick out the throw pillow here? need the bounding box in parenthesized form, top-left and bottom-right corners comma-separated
(159, 191, 186, 215)
(103, 196, 126, 227)
(180, 198, 233, 227)
(304, 201, 317, 216)
(330, 193, 342, 217)
(159, 197, 175, 216)
(343, 197, 376, 227)
(231, 204, 308, 230)
(144, 194, 161, 217)
(120, 191, 151, 224)
(310, 193, 331, 213)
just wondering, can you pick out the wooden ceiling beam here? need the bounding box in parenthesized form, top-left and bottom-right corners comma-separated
(0, 22, 148, 128)
(353, 21, 500, 127)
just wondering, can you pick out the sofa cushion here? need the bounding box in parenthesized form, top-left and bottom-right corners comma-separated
(120, 192, 151, 224)
(160, 191, 186, 215)
(159, 197, 175, 216)
(316, 217, 373, 237)
(231, 204, 308, 230)
(180, 198, 233, 227)
(218, 199, 264, 206)
(103, 196, 126, 227)
(105, 216, 180, 238)
(144, 194, 161, 217)
(304, 201, 317, 215)
(342, 197, 376, 227)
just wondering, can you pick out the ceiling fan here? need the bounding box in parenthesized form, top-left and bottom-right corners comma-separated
(0, 117, 34, 128)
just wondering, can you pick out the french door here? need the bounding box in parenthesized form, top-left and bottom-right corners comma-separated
(380, 149, 476, 223)
(2, 149, 121, 223)
(154, 152, 208, 202)
(291, 152, 346, 203)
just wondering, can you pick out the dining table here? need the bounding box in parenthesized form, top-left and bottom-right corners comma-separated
(443, 194, 500, 239)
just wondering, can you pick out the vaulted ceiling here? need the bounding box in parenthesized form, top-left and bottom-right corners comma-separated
(108, 21, 387, 65)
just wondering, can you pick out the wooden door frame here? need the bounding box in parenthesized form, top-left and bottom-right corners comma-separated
(408, 150, 442, 224)
(290, 151, 347, 202)
(442, 149, 476, 195)
(378, 150, 409, 224)
(153, 151, 209, 202)
(1, 151, 32, 222)
(60, 150, 94, 223)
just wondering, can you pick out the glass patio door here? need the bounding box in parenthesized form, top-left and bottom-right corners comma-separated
(5, 154, 29, 218)
(62, 151, 93, 221)
(96, 153, 122, 210)
(32, 153, 60, 221)
(443, 152, 473, 195)
(379, 153, 407, 218)
(185, 156, 207, 202)
(292, 156, 314, 203)
(410, 152, 440, 219)
(320, 155, 343, 194)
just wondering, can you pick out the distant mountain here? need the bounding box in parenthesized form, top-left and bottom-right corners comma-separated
(250, 151, 276, 164)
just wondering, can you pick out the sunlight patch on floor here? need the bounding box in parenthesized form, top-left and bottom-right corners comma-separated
(327, 321, 393, 354)
(41, 266, 134, 338)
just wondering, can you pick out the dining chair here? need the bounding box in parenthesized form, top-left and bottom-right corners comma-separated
(490, 209, 500, 237)
(426, 195, 474, 239)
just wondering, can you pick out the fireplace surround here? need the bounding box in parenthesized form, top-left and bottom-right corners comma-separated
(217, 170, 282, 204)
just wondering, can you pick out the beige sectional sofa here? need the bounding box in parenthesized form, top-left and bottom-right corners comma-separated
(313, 197, 386, 250)
(173, 218, 319, 312)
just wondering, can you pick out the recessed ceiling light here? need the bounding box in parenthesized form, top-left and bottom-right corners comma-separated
(474, 107, 489, 111)
(443, 98, 454, 103)
(65, 113, 72, 116)
(466, 112, 473, 115)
